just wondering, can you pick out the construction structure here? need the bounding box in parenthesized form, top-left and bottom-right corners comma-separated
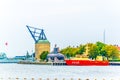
(26, 25, 50, 60)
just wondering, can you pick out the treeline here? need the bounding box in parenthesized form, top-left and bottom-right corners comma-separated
(60, 41, 120, 60)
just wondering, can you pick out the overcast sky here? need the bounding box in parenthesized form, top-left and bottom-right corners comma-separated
(0, 0, 120, 57)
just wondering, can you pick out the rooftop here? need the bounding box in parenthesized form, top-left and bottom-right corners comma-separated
(37, 40, 50, 44)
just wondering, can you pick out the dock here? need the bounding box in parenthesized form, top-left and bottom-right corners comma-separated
(52, 62, 66, 65)
(109, 62, 120, 66)
(18, 61, 66, 65)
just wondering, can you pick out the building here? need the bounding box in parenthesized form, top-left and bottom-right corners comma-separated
(35, 40, 50, 60)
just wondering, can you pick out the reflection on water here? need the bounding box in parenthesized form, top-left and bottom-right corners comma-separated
(0, 64, 120, 80)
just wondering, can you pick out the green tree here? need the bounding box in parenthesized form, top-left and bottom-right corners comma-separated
(60, 46, 71, 58)
(96, 41, 106, 56)
(103, 45, 119, 60)
(71, 47, 79, 57)
(60, 42, 120, 60)
(60, 46, 78, 58)
(88, 43, 99, 60)
(40, 51, 49, 61)
(76, 44, 85, 55)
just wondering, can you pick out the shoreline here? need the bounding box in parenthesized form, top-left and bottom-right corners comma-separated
(18, 61, 66, 65)
(17, 61, 120, 66)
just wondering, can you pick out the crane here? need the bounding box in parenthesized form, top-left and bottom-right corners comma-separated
(26, 25, 47, 43)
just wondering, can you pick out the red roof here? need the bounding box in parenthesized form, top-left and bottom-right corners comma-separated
(117, 46, 120, 51)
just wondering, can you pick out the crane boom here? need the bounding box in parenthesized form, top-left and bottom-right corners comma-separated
(26, 25, 47, 43)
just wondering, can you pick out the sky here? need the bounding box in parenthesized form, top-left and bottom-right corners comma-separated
(0, 0, 120, 57)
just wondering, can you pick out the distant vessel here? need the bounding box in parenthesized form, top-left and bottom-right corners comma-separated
(0, 52, 35, 63)
(65, 58, 109, 66)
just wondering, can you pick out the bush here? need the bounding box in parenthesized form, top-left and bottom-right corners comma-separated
(40, 51, 49, 61)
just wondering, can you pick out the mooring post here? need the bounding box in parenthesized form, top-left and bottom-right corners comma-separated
(39, 78, 42, 80)
(8, 77, 11, 80)
(31, 78, 34, 80)
(24, 78, 27, 80)
(54, 78, 57, 80)
(78, 78, 81, 80)
(63, 78, 65, 80)
(16, 77, 19, 80)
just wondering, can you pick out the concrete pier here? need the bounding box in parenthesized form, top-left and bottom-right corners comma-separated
(18, 61, 66, 66)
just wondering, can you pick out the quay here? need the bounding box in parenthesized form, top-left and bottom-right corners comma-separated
(18, 61, 66, 65)
(109, 62, 120, 66)
(52, 62, 66, 65)
(18, 61, 51, 65)
(0, 62, 17, 63)
(18, 61, 120, 66)
(0, 60, 23, 63)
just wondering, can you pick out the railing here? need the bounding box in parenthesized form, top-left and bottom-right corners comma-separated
(0, 78, 116, 80)
(52, 62, 66, 65)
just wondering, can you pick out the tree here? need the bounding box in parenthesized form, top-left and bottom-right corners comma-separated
(71, 47, 79, 57)
(76, 44, 85, 55)
(103, 45, 119, 60)
(96, 41, 106, 56)
(60, 42, 120, 60)
(88, 43, 99, 60)
(40, 51, 49, 61)
(61, 46, 72, 58)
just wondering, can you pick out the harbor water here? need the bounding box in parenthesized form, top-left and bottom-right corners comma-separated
(0, 64, 120, 80)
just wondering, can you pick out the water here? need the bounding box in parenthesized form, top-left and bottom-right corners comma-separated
(0, 64, 120, 80)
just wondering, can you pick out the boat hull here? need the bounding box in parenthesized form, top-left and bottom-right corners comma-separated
(65, 60, 109, 66)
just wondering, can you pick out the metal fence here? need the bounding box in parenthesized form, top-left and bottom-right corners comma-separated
(0, 78, 116, 80)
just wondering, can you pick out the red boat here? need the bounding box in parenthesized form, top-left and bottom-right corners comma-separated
(65, 60, 109, 66)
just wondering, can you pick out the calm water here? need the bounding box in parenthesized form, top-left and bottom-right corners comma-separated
(0, 64, 120, 80)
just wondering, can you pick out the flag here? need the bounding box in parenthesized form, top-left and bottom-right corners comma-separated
(5, 42, 8, 46)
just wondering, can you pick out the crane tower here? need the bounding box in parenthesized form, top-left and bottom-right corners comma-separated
(26, 25, 50, 60)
